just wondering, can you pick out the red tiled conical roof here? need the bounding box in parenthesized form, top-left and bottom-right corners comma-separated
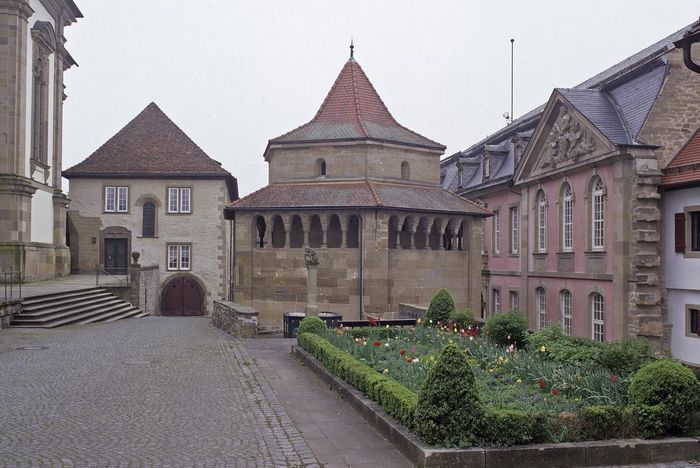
(268, 58, 445, 151)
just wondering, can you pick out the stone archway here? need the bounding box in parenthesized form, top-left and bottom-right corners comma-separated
(162, 274, 205, 316)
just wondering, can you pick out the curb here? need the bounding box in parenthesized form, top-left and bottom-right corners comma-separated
(291, 344, 700, 467)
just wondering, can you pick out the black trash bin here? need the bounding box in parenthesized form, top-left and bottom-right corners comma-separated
(283, 311, 343, 338)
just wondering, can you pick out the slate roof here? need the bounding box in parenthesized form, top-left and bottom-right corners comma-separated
(229, 180, 490, 216)
(267, 58, 445, 151)
(558, 89, 633, 145)
(64, 103, 234, 180)
(661, 125, 700, 187)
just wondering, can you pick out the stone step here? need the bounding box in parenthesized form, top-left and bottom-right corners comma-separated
(20, 295, 118, 317)
(103, 308, 147, 323)
(12, 303, 135, 328)
(15, 298, 125, 321)
(75, 305, 140, 325)
(21, 288, 106, 306)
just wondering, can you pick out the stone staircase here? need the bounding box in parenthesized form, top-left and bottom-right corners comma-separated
(11, 288, 147, 328)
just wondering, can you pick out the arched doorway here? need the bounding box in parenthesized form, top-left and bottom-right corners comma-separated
(162, 275, 204, 316)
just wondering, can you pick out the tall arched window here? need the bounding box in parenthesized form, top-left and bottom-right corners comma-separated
(271, 216, 286, 248)
(315, 158, 327, 177)
(560, 290, 572, 335)
(591, 178, 605, 250)
(309, 215, 323, 248)
(290, 216, 304, 248)
(255, 216, 267, 248)
(536, 191, 547, 252)
(591, 293, 605, 342)
(561, 184, 573, 251)
(326, 215, 342, 248)
(401, 161, 410, 180)
(142, 201, 156, 237)
(536, 287, 547, 329)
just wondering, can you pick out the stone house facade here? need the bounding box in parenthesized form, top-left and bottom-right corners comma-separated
(225, 51, 490, 327)
(441, 23, 700, 352)
(63, 103, 238, 316)
(0, 0, 81, 281)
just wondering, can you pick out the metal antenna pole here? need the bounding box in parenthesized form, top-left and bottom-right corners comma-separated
(510, 38, 515, 123)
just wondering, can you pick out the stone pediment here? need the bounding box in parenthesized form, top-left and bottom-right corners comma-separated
(514, 94, 614, 184)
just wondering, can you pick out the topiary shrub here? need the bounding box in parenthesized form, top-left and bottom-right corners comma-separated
(597, 337, 655, 375)
(478, 409, 538, 446)
(297, 316, 326, 338)
(627, 359, 700, 435)
(415, 344, 482, 447)
(426, 288, 455, 325)
(484, 311, 528, 348)
(449, 309, 478, 330)
(578, 406, 623, 440)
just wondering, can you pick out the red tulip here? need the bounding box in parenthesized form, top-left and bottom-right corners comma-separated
(538, 378, 545, 389)
(399, 349, 406, 356)
(552, 388, 559, 396)
(611, 375, 618, 383)
(373, 341, 381, 347)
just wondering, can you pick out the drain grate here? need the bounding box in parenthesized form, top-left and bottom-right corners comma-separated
(15, 346, 49, 351)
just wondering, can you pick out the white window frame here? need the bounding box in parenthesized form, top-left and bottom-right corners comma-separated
(536, 287, 547, 330)
(591, 293, 605, 342)
(167, 244, 191, 271)
(560, 290, 572, 335)
(105, 186, 128, 213)
(509, 290, 519, 311)
(537, 192, 547, 252)
(562, 184, 573, 252)
(493, 210, 501, 255)
(492, 289, 501, 314)
(510, 206, 519, 254)
(168, 187, 191, 214)
(592, 178, 605, 250)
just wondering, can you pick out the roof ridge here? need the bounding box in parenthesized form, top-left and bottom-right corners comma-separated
(366, 180, 383, 206)
(602, 90, 633, 143)
(350, 60, 370, 138)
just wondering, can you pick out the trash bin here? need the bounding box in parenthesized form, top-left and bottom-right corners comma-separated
(283, 311, 343, 338)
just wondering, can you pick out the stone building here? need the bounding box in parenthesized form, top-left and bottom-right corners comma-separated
(0, 0, 82, 281)
(225, 50, 490, 327)
(63, 103, 238, 316)
(441, 22, 700, 352)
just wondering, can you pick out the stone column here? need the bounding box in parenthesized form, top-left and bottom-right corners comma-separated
(284, 214, 293, 248)
(304, 247, 320, 316)
(422, 217, 433, 250)
(339, 215, 349, 248)
(319, 214, 329, 248)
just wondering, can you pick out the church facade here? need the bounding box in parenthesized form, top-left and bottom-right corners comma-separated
(225, 51, 490, 327)
(0, 0, 82, 281)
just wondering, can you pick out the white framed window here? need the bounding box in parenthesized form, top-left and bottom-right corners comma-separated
(537, 191, 547, 252)
(560, 290, 572, 335)
(592, 178, 605, 250)
(536, 287, 547, 329)
(168, 187, 192, 214)
(492, 289, 501, 314)
(493, 210, 501, 255)
(105, 186, 128, 212)
(591, 293, 605, 342)
(562, 184, 573, 251)
(510, 207, 519, 254)
(167, 244, 191, 271)
(509, 290, 519, 311)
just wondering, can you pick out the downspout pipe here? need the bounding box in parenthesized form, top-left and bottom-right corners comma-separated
(357, 213, 364, 319)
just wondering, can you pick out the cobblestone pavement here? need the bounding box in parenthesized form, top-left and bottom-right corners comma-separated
(0, 317, 320, 467)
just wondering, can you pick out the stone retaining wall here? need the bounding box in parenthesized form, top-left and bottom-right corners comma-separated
(212, 301, 258, 338)
(399, 303, 427, 320)
(0, 299, 21, 330)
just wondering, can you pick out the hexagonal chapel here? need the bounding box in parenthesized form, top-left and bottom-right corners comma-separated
(224, 50, 490, 327)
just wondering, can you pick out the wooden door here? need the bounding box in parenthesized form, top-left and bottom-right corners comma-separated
(163, 276, 203, 316)
(104, 238, 128, 274)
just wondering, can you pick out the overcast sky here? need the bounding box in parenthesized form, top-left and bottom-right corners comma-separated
(62, 1, 700, 197)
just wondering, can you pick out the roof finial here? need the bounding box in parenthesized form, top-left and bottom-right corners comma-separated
(350, 39, 354, 59)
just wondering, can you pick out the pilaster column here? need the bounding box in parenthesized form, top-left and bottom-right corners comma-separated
(319, 213, 329, 248)
(284, 214, 293, 248)
(339, 215, 349, 248)
(423, 217, 434, 250)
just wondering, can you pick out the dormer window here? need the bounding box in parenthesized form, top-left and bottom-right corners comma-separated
(401, 161, 410, 180)
(483, 157, 490, 179)
(315, 158, 327, 177)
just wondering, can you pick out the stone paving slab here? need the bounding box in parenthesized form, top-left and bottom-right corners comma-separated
(0, 317, 319, 466)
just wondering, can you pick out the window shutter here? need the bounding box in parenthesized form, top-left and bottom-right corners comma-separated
(675, 213, 686, 253)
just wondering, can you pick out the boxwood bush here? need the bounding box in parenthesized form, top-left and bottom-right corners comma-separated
(449, 309, 478, 330)
(597, 337, 655, 375)
(297, 316, 326, 337)
(426, 288, 455, 325)
(484, 311, 528, 348)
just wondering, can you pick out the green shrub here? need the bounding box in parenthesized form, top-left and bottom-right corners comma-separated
(484, 311, 528, 348)
(297, 316, 326, 338)
(426, 288, 455, 325)
(626, 404, 666, 439)
(627, 359, 700, 435)
(479, 409, 541, 446)
(415, 344, 482, 447)
(528, 323, 603, 365)
(449, 309, 478, 330)
(578, 406, 622, 440)
(296, 332, 418, 428)
(597, 337, 655, 375)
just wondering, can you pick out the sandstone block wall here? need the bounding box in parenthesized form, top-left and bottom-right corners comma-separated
(212, 300, 258, 338)
(0, 299, 21, 329)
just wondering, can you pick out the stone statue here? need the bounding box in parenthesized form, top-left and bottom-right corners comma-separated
(540, 107, 596, 169)
(304, 247, 319, 267)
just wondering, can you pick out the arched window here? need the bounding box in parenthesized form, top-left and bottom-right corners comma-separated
(271, 216, 286, 248)
(561, 184, 573, 252)
(142, 201, 156, 238)
(591, 293, 605, 342)
(309, 215, 323, 248)
(536, 191, 547, 252)
(347, 215, 360, 248)
(255, 216, 266, 248)
(401, 161, 410, 180)
(560, 290, 572, 335)
(290, 216, 304, 248)
(591, 177, 605, 250)
(536, 287, 547, 330)
(315, 158, 327, 177)
(326, 215, 342, 248)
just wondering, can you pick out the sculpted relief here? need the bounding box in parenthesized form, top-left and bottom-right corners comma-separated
(539, 107, 596, 169)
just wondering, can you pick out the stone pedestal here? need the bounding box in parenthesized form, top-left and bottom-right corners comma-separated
(305, 265, 319, 316)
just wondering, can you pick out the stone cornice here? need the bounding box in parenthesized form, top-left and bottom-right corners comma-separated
(0, 0, 34, 20)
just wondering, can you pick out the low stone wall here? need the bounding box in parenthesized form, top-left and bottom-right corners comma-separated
(399, 303, 427, 320)
(212, 301, 258, 338)
(0, 299, 21, 330)
(129, 264, 160, 315)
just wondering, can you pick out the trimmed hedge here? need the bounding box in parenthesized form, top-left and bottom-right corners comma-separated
(578, 406, 623, 440)
(297, 332, 417, 428)
(297, 316, 327, 337)
(479, 409, 546, 446)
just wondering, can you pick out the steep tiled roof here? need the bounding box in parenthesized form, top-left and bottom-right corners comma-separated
(661, 125, 700, 187)
(229, 180, 489, 216)
(268, 58, 445, 151)
(63, 103, 233, 179)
